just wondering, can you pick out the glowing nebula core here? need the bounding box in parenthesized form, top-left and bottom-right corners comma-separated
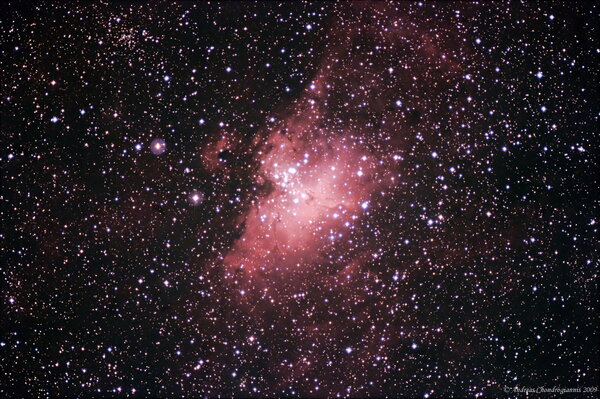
(150, 138, 166, 155)
(225, 131, 380, 277)
(222, 81, 398, 298)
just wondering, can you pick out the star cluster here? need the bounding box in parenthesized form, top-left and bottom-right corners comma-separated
(1, 1, 598, 397)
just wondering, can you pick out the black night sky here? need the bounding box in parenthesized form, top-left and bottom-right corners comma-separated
(1, 1, 598, 398)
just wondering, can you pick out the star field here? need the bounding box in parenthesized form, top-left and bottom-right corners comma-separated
(1, 1, 598, 397)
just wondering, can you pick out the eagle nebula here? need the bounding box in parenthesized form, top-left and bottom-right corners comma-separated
(1, 1, 598, 398)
